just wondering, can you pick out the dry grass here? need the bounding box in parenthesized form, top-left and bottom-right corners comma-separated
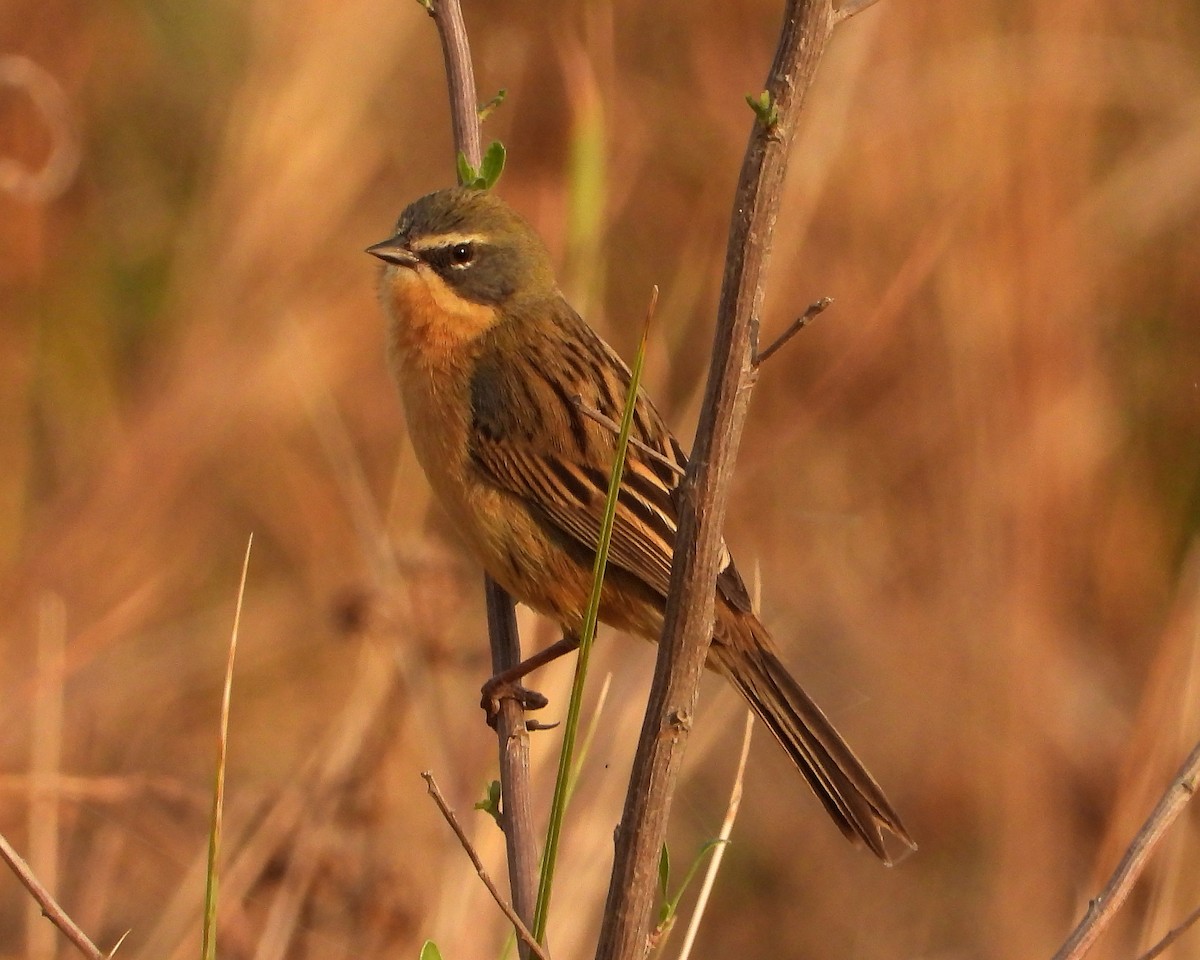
(2, 0, 1199, 957)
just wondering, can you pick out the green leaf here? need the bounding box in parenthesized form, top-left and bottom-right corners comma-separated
(419, 941, 444, 960)
(658, 843, 671, 902)
(744, 89, 779, 129)
(474, 779, 503, 827)
(478, 140, 506, 189)
(661, 837, 732, 920)
(456, 151, 477, 188)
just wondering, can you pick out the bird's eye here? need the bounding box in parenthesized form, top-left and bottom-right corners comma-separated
(450, 242, 475, 267)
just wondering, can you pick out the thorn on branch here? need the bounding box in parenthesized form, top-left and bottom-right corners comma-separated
(833, 0, 885, 24)
(754, 297, 833, 366)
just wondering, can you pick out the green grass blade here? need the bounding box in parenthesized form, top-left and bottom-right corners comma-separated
(532, 289, 658, 943)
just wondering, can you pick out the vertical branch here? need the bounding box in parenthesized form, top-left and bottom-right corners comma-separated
(593, 2, 839, 958)
(428, 0, 482, 169)
(423, 1, 539, 953)
(485, 578, 540, 946)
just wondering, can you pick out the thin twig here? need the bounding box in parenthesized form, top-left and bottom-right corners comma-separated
(571, 397, 686, 478)
(833, 0, 885, 24)
(424, 0, 481, 170)
(676, 711, 754, 960)
(423, 1, 540, 950)
(0, 832, 104, 960)
(1136, 902, 1200, 960)
(421, 772, 552, 960)
(754, 297, 832, 366)
(595, 3, 843, 957)
(1051, 738, 1200, 960)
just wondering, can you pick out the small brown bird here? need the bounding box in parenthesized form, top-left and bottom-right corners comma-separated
(368, 187, 913, 861)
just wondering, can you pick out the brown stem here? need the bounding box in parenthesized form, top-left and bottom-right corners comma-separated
(593, 2, 840, 958)
(485, 577, 542, 939)
(426, 0, 482, 169)
(423, 2, 539, 954)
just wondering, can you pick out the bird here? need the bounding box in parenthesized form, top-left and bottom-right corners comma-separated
(367, 186, 913, 862)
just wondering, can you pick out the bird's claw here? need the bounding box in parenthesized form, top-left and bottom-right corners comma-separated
(481, 680, 549, 728)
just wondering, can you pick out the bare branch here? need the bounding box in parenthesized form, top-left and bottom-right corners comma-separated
(421, 772, 552, 960)
(422, 3, 539, 951)
(594, 2, 842, 957)
(1051, 738, 1200, 960)
(424, 0, 482, 169)
(754, 297, 832, 366)
(0, 832, 104, 960)
(484, 577, 541, 935)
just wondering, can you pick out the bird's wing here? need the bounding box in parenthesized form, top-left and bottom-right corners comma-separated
(468, 302, 752, 613)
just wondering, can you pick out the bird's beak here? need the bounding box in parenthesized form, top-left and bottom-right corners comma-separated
(366, 238, 419, 267)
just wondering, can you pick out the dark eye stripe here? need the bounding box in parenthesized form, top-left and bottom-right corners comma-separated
(423, 241, 482, 270)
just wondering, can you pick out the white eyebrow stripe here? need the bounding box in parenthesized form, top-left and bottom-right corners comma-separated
(410, 233, 489, 252)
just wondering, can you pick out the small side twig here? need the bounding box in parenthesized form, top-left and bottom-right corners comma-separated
(571, 397, 686, 478)
(1136, 902, 1200, 960)
(753, 297, 832, 366)
(0, 832, 104, 960)
(421, 772, 552, 960)
(1051, 738, 1200, 960)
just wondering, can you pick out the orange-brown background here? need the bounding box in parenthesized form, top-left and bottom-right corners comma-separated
(2, 1, 1199, 957)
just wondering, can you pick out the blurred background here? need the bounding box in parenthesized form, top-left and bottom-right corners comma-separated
(2, 0, 1199, 957)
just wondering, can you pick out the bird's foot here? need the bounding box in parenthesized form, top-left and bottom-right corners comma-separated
(481, 678, 549, 729)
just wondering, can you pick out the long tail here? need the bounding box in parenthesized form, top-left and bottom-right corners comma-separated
(711, 612, 915, 863)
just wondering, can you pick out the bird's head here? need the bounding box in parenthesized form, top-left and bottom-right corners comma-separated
(368, 187, 558, 314)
